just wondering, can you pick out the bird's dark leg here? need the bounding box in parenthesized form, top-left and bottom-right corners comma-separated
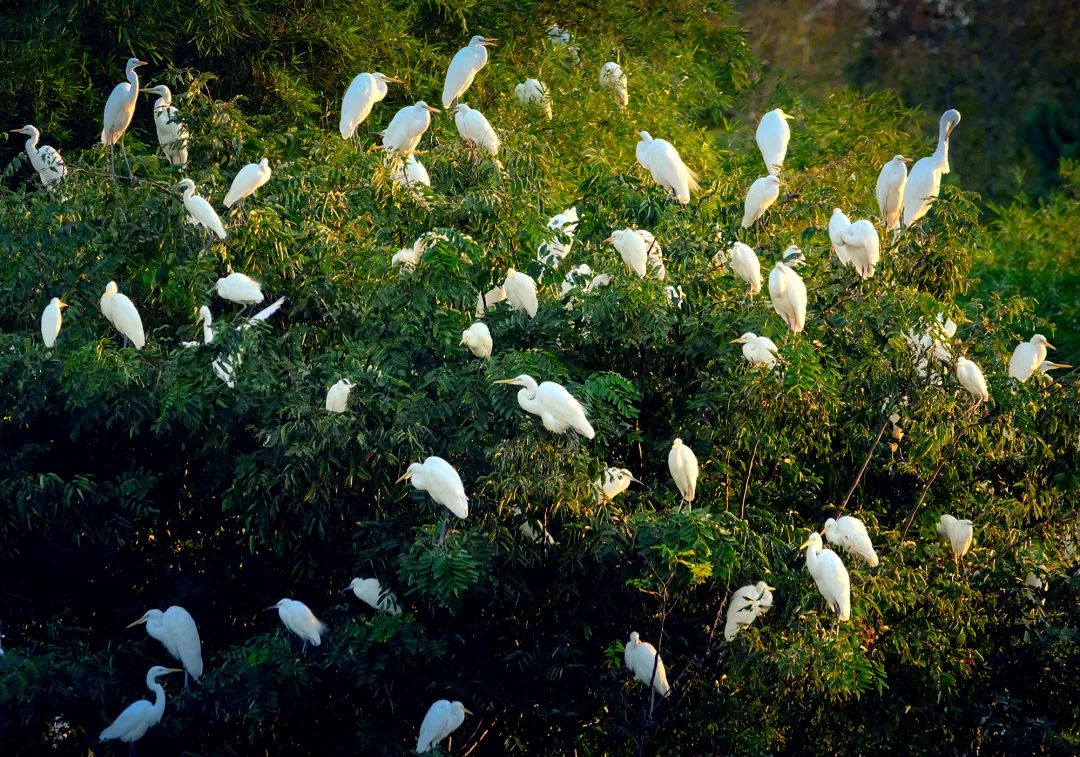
(128, 741, 136, 757)
(119, 138, 133, 178)
(108, 144, 117, 182)
(302, 640, 308, 656)
(437, 510, 450, 546)
(184, 670, 189, 689)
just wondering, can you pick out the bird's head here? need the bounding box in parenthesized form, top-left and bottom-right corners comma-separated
(637, 130, 653, 142)
(892, 154, 912, 164)
(264, 599, 289, 611)
(395, 462, 421, 484)
(196, 305, 211, 323)
(453, 103, 471, 115)
(755, 581, 776, 594)
(671, 437, 683, 448)
(777, 108, 794, 120)
(469, 35, 497, 47)
(494, 374, 531, 388)
(730, 332, 756, 345)
(942, 109, 961, 139)
(628, 631, 640, 644)
(373, 73, 404, 85)
(51, 297, 68, 310)
(125, 609, 161, 628)
(343, 578, 362, 593)
(799, 532, 822, 550)
(1032, 334, 1055, 350)
(141, 84, 169, 96)
(415, 101, 440, 114)
(822, 517, 837, 536)
(10, 125, 36, 137)
(104, 281, 118, 296)
(147, 666, 182, 680)
(619, 468, 643, 484)
(258, 158, 270, 169)
(171, 178, 195, 192)
(127, 58, 148, 72)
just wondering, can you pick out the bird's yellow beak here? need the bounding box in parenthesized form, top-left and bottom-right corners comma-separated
(782, 111, 794, 120)
(480, 38, 497, 46)
(395, 470, 413, 483)
(464, 707, 475, 715)
(384, 76, 405, 84)
(136, 60, 148, 67)
(493, 378, 517, 385)
(603, 235, 615, 244)
(459, 335, 467, 345)
(730, 337, 746, 344)
(165, 668, 182, 674)
(902, 157, 913, 163)
(765, 585, 776, 592)
(9, 128, 24, 134)
(1045, 341, 1056, 350)
(58, 301, 68, 309)
(427, 105, 441, 113)
(126, 614, 150, 628)
(798, 539, 810, 549)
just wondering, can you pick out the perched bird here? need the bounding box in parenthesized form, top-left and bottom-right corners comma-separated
(664, 284, 685, 307)
(453, 103, 500, 155)
(595, 467, 641, 502)
(936, 514, 974, 565)
(101, 57, 147, 175)
(475, 285, 507, 317)
(841, 219, 881, 279)
(99, 666, 181, 746)
(822, 516, 879, 567)
(127, 607, 203, 686)
(513, 505, 556, 545)
(624, 631, 671, 697)
(397, 456, 469, 520)
(515, 78, 552, 119)
(605, 228, 662, 279)
(215, 272, 264, 305)
(727, 242, 762, 296)
(325, 379, 355, 413)
(731, 332, 779, 370)
(10, 125, 65, 187)
(417, 700, 471, 754)
(1036, 360, 1072, 381)
(1008, 334, 1056, 383)
(196, 306, 214, 344)
(100, 281, 145, 350)
(502, 268, 538, 318)
(172, 178, 226, 240)
(241, 297, 286, 330)
(223, 158, 272, 209)
(955, 356, 989, 403)
(638, 229, 665, 279)
(906, 313, 958, 377)
(379, 101, 439, 155)
(903, 109, 962, 228)
(345, 577, 401, 615)
(442, 35, 496, 109)
(756, 108, 793, 175)
(768, 260, 807, 333)
(600, 62, 628, 108)
(265, 598, 325, 650)
(538, 207, 579, 268)
(876, 155, 910, 231)
(635, 131, 699, 204)
(741, 175, 781, 228)
(339, 72, 403, 140)
(801, 532, 851, 622)
(212, 353, 240, 389)
(40, 297, 67, 348)
(460, 322, 493, 359)
(495, 374, 595, 439)
(560, 264, 594, 298)
(828, 208, 852, 266)
(667, 438, 699, 504)
(391, 155, 431, 188)
(724, 581, 775, 641)
(141, 84, 188, 166)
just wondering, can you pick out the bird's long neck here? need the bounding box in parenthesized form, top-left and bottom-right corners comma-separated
(182, 185, 194, 201)
(127, 66, 140, 91)
(24, 132, 39, 153)
(805, 544, 818, 571)
(149, 681, 166, 721)
(934, 121, 950, 174)
(518, 387, 540, 413)
(146, 620, 166, 643)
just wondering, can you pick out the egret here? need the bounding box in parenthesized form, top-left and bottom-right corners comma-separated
(100, 281, 145, 350)
(595, 467, 641, 502)
(668, 438, 698, 504)
(638, 229, 666, 279)
(560, 264, 594, 298)
(101, 57, 147, 176)
(538, 207, 579, 268)
(172, 178, 226, 242)
(391, 155, 431, 188)
(605, 229, 649, 277)
(265, 598, 324, 651)
(1008, 334, 1056, 383)
(443, 36, 496, 109)
(741, 175, 780, 228)
(502, 268, 538, 318)
(800, 532, 851, 622)
(127, 607, 203, 687)
(955, 356, 989, 403)
(40, 297, 66, 348)
(768, 260, 807, 333)
(841, 219, 881, 279)
(731, 332, 779, 370)
(495, 374, 595, 439)
(99, 666, 181, 748)
(724, 581, 774, 641)
(141, 85, 188, 166)
(664, 284, 685, 307)
(392, 246, 420, 270)
(600, 62, 628, 108)
(325, 379, 355, 413)
(756, 108, 793, 175)
(1036, 360, 1072, 381)
(378, 101, 439, 155)
(513, 505, 556, 545)
(828, 208, 852, 266)
(10, 125, 65, 187)
(584, 273, 613, 293)
(724, 242, 761, 297)
(475, 285, 507, 317)
(215, 272, 263, 305)
(906, 313, 957, 370)
(196, 306, 214, 344)
(417, 700, 471, 754)
(515, 78, 552, 119)
(398, 456, 469, 519)
(460, 322, 492, 359)
(339, 73, 403, 140)
(240, 297, 286, 330)
(212, 354, 239, 389)
(344, 577, 401, 615)
(624, 631, 671, 697)
(903, 109, 961, 228)
(635, 131, 699, 204)
(876, 155, 910, 231)
(453, 103, 500, 156)
(223, 158, 271, 210)
(822, 516, 879, 567)
(936, 514, 974, 565)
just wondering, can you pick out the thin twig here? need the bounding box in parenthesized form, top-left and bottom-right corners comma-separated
(840, 418, 890, 510)
(900, 404, 979, 539)
(739, 438, 760, 520)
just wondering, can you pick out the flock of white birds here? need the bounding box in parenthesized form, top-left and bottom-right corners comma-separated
(10, 20, 1068, 756)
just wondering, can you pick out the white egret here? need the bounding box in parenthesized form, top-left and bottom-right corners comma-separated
(595, 467, 641, 502)
(768, 260, 807, 333)
(212, 354, 239, 389)
(325, 379, 355, 413)
(241, 297, 285, 330)
(828, 208, 852, 266)
(538, 207, 579, 268)
(1036, 360, 1072, 381)
(724, 581, 774, 641)
(1008, 334, 1056, 383)
(936, 514, 974, 565)
(398, 456, 469, 519)
(727, 242, 762, 296)
(515, 78, 552, 119)
(100, 281, 145, 350)
(801, 532, 851, 622)
(667, 438, 698, 504)
(756, 108, 793, 175)
(345, 577, 401, 615)
(223, 158, 271, 209)
(605, 228, 663, 279)
(475, 285, 506, 317)
(171, 178, 226, 242)
(379, 101, 439, 155)
(955, 356, 989, 403)
(560, 264, 593, 298)
(392, 247, 420, 270)
(101, 57, 147, 175)
(339, 73, 403, 140)
(546, 25, 571, 45)
(99, 666, 181, 747)
(141, 85, 188, 166)
(391, 155, 431, 188)
(10, 125, 66, 187)
(876, 155, 910, 231)
(624, 631, 671, 697)
(196, 306, 214, 344)
(502, 268, 538, 318)
(417, 700, 471, 754)
(40, 297, 66, 348)
(600, 62, 628, 108)
(265, 598, 325, 651)
(903, 109, 961, 228)
(822, 516, 879, 567)
(635, 131, 699, 204)
(637, 229, 666, 279)
(664, 284, 685, 307)
(731, 332, 779, 370)
(841, 219, 881, 279)
(460, 322, 492, 359)
(127, 607, 203, 686)
(906, 313, 957, 375)
(513, 505, 556, 545)
(495, 374, 595, 439)
(741, 175, 780, 228)
(453, 103, 500, 156)
(215, 272, 263, 305)
(443, 36, 496, 109)
(584, 273, 612, 293)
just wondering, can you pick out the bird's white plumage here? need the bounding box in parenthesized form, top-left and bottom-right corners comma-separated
(196, 306, 214, 344)
(102, 58, 146, 145)
(802, 532, 851, 621)
(100, 666, 179, 744)
(903, 109, 961, 228)
(636, 131, 699, 204)
(876, 155, 909, 231)
(667, 438, 698, 503)
(502, 268, 538, 318)
(606, 229, 649, 278)
(624, 631, 671, 697)
(1008, 334, 1054, 383)
(100, 281, 146, 350)
(128, 607, 204, 680)
(270, 598, 324, 646)
(224, 158, 271, 208)
(538, 207, 579, 268)
(742, 175, 780, 227)
(956, 356, 989, 403)
(40, 297, 66, 348)
(391, 155, 431, 188)
(442, 35, 493, 108)
(347, 577, 401, 615)
(461, 321, 493, 359)
(475, 285, 506, 317)
(172, 179, 226, 239)
(401, 456, 469, 519)
(768, 260, 807, 333)
(600, 62, 628, 108)
(513, 505, 556, 545)
(727, 242, 762, 295)
(340, 73, 399, 139)
(325, 379, 354, 413)
(497, 374, 595, 439)
(724, 581, 774, 641)
(12, 125, 66, 186)
(822, 516, 879, 567)
(515, 78, 552, 119)
(732, 332, 779, 369)
(756, 108, 792, 175)
(142, 85, 188, 166)
(454, 103, 500, 155)
(215, 272, 264, 305)
(417, 700, 468, 753)
(841, 219, 881, 279)
(937, 514, 974, 562)
(595, 467, 639, 502)
(829, 208, 852, 266)
(380, 101, 437, 154)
